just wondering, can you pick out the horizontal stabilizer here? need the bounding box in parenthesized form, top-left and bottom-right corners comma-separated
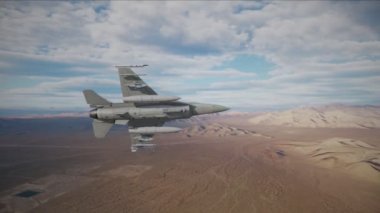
(93, 119, 113, 138)
(83, 90, 110, 107)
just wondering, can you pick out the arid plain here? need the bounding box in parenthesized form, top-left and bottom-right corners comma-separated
(0, 105, 379, 213)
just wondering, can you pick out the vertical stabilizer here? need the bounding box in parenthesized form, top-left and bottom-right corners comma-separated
(83, 90, 110, 107)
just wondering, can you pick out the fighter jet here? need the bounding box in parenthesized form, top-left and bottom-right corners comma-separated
(83, 66, 229, 152)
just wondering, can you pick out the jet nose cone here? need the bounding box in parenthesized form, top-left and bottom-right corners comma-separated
(214, 105, 230, 113)
(191, 103, 230, 115)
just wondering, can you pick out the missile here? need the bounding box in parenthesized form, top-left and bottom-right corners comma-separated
(133, 143, 156, 147)
(129, 126, 182, 134)
(131, 143, 155, 152)
(134, 135, 153, 142)
(123, 95, 180, 103)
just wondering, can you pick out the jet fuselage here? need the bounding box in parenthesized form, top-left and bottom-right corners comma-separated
(90, 102, 228, 121)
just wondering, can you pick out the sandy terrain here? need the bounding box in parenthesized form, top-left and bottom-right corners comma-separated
(279, 138, 380, 184)
(0, 117, 379, 213)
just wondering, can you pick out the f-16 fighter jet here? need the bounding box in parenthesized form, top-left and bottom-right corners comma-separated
(83, 66, 229, 152)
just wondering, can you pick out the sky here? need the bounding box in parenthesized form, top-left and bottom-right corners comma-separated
(0, 1, 380, 116)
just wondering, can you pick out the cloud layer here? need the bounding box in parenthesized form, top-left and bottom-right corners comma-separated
(0, 1, 379, 113)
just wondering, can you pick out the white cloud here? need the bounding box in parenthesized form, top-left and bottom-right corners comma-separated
(0, 60, 12, 68)
(251, 2, 380, 65)
(2, 77, 118, 95)
(0, 1, 379, 112)
(163, 68, 256, 79)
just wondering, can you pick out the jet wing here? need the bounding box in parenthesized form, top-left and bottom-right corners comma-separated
(116, 66, 157, 98)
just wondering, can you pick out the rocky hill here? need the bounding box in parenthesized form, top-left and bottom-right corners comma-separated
(249, 105, 380, 128)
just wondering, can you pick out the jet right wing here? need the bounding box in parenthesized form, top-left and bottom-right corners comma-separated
(116, 66, 157, 98)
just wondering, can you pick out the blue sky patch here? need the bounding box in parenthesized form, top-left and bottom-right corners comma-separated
(216, 54, 275, 79)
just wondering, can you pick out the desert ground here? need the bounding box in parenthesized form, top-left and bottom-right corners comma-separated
(0, 111, 379, 213)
